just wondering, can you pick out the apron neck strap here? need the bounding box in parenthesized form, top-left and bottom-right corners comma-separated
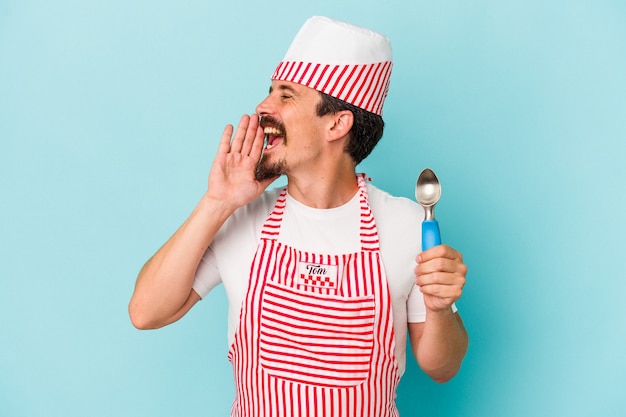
(260, 174, 380, 252)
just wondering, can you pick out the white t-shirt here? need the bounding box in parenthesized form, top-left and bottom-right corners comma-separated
(193, 182, 434, 376)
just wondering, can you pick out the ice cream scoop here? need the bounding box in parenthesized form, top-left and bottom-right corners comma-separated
(415, 168, 442, 250)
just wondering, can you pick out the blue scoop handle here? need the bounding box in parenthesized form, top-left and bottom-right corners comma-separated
(422, 219, 441, 251)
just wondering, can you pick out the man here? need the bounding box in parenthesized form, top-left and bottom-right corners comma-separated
(129, 16, 468, 416)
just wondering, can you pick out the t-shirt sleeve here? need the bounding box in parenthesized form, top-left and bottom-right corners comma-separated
(190, 188, 281, 301)
(407, 284, 426, 323)
(192, 247, 222, 299)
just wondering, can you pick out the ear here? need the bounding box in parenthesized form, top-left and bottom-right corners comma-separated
(326, 110, 354, 142)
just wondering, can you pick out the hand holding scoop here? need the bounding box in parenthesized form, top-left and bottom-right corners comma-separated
(415, 168, 442, 250)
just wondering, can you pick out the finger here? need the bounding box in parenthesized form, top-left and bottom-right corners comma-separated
(415, 270, 466, 288)
(217, 124, 234, 155)
(419, 283, 463, 301)
(417, 244, 462, 263)
(240, 114, 261, 156)
(229, 114, 251, 154)
(416, 257, 465, 275)
(248, 123, 266, 161)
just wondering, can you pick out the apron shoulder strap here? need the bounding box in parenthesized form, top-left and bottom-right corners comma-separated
(259, 175, 381, 251)
(356, 174, 381, 252)
(259, 188, 288, 240)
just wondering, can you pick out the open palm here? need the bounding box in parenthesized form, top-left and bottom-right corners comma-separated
(207, 114, 277, 209)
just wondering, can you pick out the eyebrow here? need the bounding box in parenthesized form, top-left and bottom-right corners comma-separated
(269, 84, 298, 95)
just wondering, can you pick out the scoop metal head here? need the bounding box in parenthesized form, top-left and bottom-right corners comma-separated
(415, 168, 441, 220)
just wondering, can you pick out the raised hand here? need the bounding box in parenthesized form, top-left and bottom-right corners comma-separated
(414, 245, 467, 313)
(206, 114, 278, 210)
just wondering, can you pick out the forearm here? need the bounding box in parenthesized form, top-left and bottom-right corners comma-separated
(128, 114, 272, 328)
(413, 310, 468, 383)
(128, 194, 236, 328)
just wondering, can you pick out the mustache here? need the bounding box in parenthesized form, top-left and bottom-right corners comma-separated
(259, 115, 286, 134)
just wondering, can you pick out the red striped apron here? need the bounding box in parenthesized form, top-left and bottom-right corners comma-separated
(228, 174, 400, 416)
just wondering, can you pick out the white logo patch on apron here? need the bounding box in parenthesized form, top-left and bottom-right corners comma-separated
(297, 261, 339, 289)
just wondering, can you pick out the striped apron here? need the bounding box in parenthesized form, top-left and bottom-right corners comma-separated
(228, 174, 400, 416)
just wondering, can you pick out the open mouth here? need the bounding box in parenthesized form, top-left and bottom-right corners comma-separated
(262, 123, 285, 151)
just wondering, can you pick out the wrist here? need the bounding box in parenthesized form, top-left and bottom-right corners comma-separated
(425, 306, 455, 320)
(198, 192, 239, 221)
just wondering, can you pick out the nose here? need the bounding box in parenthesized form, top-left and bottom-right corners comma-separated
(255, 93, 274, 116)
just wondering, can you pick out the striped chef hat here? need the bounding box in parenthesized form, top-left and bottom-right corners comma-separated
(271, 16, 393, 116)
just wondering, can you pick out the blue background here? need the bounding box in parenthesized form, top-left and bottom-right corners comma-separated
(1, 1, 625, 416)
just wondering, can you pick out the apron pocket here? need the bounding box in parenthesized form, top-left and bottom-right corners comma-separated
(259, 281, 375, 388)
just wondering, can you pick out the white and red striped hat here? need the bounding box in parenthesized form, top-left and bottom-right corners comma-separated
(271, 16, 393, 116)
